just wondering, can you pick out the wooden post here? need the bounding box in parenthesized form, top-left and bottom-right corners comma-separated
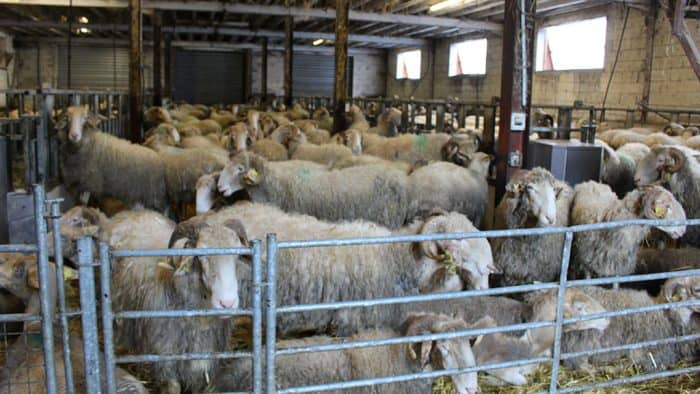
(333, 0, 349, 134)
(164, 34, 172, 100)
(128, 0, 143, 143)
(261, 37, 268, 101)
(495, 0, 536, 203)
(640, 3, 657, 123)
(283, 15, 293, 107)
(153, 11, 162, 106)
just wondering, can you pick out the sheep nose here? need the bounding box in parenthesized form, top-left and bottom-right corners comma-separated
(219, 299, 237, 309)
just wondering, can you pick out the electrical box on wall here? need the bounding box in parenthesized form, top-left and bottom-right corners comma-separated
(510, 112, 527, 131)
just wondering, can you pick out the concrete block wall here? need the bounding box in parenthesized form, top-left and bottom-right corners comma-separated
(386, 46, 433, 99)
(14, 43, 58, 88)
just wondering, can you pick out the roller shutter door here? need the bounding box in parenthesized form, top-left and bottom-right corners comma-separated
(58, 45, 152, 90)
(174, 49, 246, 105)
(293, 54, 353, 97)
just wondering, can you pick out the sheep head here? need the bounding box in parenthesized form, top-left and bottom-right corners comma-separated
(662, 275, 700, 325)
(260, 115, 278, 137)
(55, 106, 102, 143)
(466, 152, 493, 179)
(167, 219, 250, 311)
(502, 168, 558, 228)
(339, 128, 363, 155)
(0, 253, 41, 304)
(441, 133, 480, 166)
(195, 172, 220, 214)
(636, 185, 686, 238)
(312, 107, 330, 121)
(635, 146, 686, 185)
(402, 313, 478, 394)
(224, 123, 252, 154)
(48, 206, 108, 265)
(415, 211, 496, 292)
(218, 153, 263, 196)
(144, 106, 173, 124)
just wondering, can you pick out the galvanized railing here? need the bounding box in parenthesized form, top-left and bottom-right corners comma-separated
(1, 185, 699, 393)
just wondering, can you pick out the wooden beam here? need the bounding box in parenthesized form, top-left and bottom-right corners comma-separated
(152, 10, 162, 106)
(283, 15, 293, 107)
(0, 0, 502, 32)
(663, 0, 700, 81)
(129, 0, 143, 143)
(333, 0, 349, 134)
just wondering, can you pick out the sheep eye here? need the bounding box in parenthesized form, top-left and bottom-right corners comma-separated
(237, 165, 245, 172)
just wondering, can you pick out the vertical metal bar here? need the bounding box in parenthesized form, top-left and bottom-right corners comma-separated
(99, 242, 117, 394)
(251, 240, 263, 394)
(77, 237, 102, 394)
(548, 231, 574, 394)
(49, 200, 74, 394)
(153, 10, 163, 107)
(36, 94, 49, 185)
(265, 234, 278, 393)
(33, 184, 57, 394)
(436, 103, 445, 133)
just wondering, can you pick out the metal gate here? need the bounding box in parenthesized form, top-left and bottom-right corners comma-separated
(173, 49, 246, 105)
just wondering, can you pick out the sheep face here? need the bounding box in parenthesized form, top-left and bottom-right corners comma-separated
(341, 129, 363, 155)
(404, 314, 478, 394)
(195, 172, 220, 214)
(225, 123, 252, 154)
(218, 161, 261, 197)
(169, 221, 249, 311)
(639, 186, 686, 238)
(504, 177, 557, 228)
(260, 115, 277, 137)
(662, 275, 700, 325)
(417, 212, 496, 291)
(466, 153, 492, 178)
(634, 146, 686, 186)
(56, 106, 101, 143)
(312, 107, 330, 121)
(48, 206, 106, 264)
(0, 253, 38, 303)
(532, 289, 610, 333)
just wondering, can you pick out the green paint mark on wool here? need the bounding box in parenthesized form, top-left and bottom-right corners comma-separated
(413, 134, 427, 153)
(296, 167, 312, 183)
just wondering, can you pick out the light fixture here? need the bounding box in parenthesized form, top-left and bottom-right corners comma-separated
(429, 0, 474, 13)
(77, 27, 91, 34)
(78, 16, 88, 24)
(312, 38, 325, 46)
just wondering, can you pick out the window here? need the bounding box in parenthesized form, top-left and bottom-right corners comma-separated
(396, 50, 421, 80)
(535, 17, 607, 71)
(448, 38, 487, 77)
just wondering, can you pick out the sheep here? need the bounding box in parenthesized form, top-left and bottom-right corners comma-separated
(218, 152, 410, 228)
(570, 182, 686, 280)
(635, 146, 700, 246)
(56, 106, 169, 211)
(686, 135, 700, 150)
(644, 132, 684, 147)
(0, 254, 148, 394)
(294, 119, 332, 144)
(174, 202, 495, 336)
(287, 126, 355, 166)
(367, 107, 402, 137)
(491, 168, 574, 287)
(357, 131, 481, 167)
(143, 106, 173, 129)
(329, 153, 413, 173)
(599, 141, 651, 198)
(636, 247, 700, 275)
(209, 111, 236, 128)
(562, 276, 700, 372)
(312, 106, 334, 132)
(347, 104, 370, 132)
(111, 218, 250, 393)
(215, 313, 479, 394)
(532, 108, 554, 128)
(47, 205, 110, 266)
(287, 103, 310, 121)
(407, 161, 488, 227)
(663, 122, 687, 137)
(471, 289, 609, 386)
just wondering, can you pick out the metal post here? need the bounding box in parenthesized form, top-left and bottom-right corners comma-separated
(153, 11, 163, 107)
(77, 237, 102, 394)
(128, 0, 143, 143)
(436, 103, 445, 133)
(49, 200, 75, 394)
(33, 184, 58, 394)
(283, 14, 294, 107)
(640, 3, 658, 124)
(548, 231, 574, 393)
(261, 37, 268, 101)
(333, 0, 349, 135)
(164, 35, 172, 100)
(496, 0, 536, 203)
(36, 94, 50, 185)
(99, 242, 117, 394)
(251, 240, 263, 394)
(557, 107, 572, 140)
(265, 234, 278, 393)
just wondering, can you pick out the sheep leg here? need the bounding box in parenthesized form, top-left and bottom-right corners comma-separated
(160, 380, 181, 394)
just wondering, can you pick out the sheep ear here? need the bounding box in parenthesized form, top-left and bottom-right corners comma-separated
(223, 219, 249, 247)
(26, 263, 40, 290)
(663, 281, 688, 303)
(86, 111, 101, 128)
(54, 110, 68, 131)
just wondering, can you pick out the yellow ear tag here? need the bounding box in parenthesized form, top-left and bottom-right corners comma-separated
(672, 295, 681, 302)
(663, 172, 672, 182)
(247, 168, 259, 178)
(441, 250, 457, 275)
(655, 206, 667, 218)
(563, 312, 572, 319)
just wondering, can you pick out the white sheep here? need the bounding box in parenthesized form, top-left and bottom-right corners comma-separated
(599, 140, 650, 198)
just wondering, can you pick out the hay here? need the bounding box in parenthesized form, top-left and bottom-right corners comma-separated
(432, 359, 700, 394)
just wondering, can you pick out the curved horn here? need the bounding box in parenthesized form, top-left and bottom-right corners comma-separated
(417, 215, 449, 260)
(665, 148, 685, 173)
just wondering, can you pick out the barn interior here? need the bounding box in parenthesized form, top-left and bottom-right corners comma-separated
(0, 1, 699, 393)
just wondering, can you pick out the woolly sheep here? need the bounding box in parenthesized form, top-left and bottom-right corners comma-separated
(112, 219, 249, 393)
(217, 152, 410, 228)
(407, 161, 488, 227)
(636, 247, 700, 275)
(571, 182, 686, 280)
(644, 132, 684, 147)
(215, 313, 479, 394)
(686, 135, 700, 150)
(491, 168, 574, 287)
(357, 131, 480, 167)
(174, 202, 495, 336)
(347, 104, 370, 132)
(287, 103, 310, 121)
(562, 277, 700, 372)
(312, 106, 334, 132)
(56, 106, 168, 211)
(635, 146, 700, 246)
(287, 127, 355, 166)
(599, 141, 650, 198)
(210, 111, 237, 128)
(329, 153, 413, 173)
(367, 107, 402, 137)
(293, 119, 332, 144)
(0, 254, 147, 394)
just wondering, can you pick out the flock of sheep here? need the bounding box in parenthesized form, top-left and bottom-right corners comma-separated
(0, 100, 698, 393)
